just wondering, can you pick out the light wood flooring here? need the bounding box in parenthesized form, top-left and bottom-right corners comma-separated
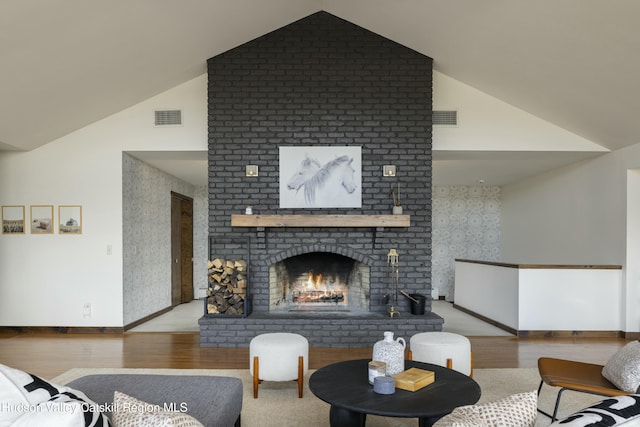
(0, 331, 628, 380)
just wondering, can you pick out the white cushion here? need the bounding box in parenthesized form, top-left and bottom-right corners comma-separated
(550, 395, 640, 426)
(602, 341, 640, 393)
(112, 392, 203, 427)
(410, 332, 472, 375)
(432, 390, 537, 427)
(0, 363, 111, 426)
(249, 333, 309, 381)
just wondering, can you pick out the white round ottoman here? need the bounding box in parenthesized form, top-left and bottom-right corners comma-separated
(249, 332, 309, 398)
(409, 332, 472, 376)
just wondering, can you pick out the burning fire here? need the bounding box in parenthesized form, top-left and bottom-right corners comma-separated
(307, 272, 323, 290)
(291, 271, 345, 304)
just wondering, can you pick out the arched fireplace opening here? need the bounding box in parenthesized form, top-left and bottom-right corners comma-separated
(269, 252, 370, 313)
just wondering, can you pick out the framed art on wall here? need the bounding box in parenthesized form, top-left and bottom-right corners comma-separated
(2, 206, 25, 234)
(58, 205, 82, 234)
(279, 146, 362, 208)
(30, 205, 54, 234)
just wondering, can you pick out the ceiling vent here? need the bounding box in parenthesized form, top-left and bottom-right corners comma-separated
(154, 109, 182, 126)
(433, 110, 458, 127)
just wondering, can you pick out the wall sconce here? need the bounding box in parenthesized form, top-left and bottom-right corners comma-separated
(246, 165, 259, 177)
(383, 165, 396, 177)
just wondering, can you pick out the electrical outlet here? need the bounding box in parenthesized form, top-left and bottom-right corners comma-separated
(106, 244, 112, 255)
(83, 303, 91, 318)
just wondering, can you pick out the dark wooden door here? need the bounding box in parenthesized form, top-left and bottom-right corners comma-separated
(171, 192, 194, 306)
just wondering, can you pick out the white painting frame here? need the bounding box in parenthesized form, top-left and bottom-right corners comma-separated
(279, 146, 362, 209)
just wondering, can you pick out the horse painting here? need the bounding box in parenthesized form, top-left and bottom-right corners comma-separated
(286, 156, 321, 195)
(285, 155, 360, 207)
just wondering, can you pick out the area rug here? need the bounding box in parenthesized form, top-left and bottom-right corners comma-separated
(53, 367, 603, 427)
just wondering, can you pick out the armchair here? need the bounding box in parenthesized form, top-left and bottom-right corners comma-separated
(538, 357, 629, 421)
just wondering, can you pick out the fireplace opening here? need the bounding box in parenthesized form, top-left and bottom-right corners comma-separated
(269, 252, 370, 313)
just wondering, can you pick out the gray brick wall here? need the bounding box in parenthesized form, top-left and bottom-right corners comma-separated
(199, 314, 443, 348)
(203, 12, 435, 347)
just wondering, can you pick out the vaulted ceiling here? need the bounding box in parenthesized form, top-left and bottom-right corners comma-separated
(2, 1, 639, 185)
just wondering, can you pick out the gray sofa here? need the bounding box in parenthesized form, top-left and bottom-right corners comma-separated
(66, 374, 243, 427)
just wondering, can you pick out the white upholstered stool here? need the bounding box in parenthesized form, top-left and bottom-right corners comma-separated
(409, 332, 472, 376)
(249, 332, 309, 398)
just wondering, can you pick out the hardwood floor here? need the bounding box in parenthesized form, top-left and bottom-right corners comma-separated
(0, 331, 628, 380)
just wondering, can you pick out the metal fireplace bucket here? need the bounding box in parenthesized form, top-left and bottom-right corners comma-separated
(409, 293, 426, 315)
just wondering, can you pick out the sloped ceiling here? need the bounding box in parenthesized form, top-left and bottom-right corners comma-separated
(2, 0, 639, 185)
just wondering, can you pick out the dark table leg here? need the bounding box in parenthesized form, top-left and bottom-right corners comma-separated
(419, 415, 444, 427)
(329, 405, 366, 427)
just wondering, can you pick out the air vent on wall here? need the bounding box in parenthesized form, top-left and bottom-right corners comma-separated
(433, 110, 458, 126)
(154, 109, 182, 126)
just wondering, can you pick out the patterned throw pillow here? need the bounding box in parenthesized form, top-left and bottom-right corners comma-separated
(112, 391, 204, 427)
(0, 363, 111, 426)
(550, 395, 640, 426)
(602, 341, 640, 393)
(432, 390, 537, 427)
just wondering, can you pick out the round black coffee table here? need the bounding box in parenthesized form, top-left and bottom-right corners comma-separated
(309, 359, 481, 427)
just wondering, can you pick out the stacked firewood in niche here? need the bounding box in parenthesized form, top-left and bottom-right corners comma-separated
(206, 258, 247, 315)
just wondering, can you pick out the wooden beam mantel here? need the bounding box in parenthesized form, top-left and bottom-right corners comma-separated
(230, 214, 410, 228)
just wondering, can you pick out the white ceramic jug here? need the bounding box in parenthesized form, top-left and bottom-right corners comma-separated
(372, 331, 406, 375)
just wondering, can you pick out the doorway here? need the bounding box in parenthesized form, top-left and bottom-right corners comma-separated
(171, 192, 194, 306)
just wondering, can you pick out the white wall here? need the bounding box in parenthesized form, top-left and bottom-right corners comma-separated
(455, 261, 623, 332)
(434, 70, 640, 333)
(431, 70, 606, 304)
(502, 143, 640, 332)
(0, 74, 207, 327)
(626, 169, 640, 333)
(454, 261, 519, 329)
(501, 146, 640, 265)
(432, 71, 606, 152)
(193, 186, 209, 299)
(518, 269, 622, 331)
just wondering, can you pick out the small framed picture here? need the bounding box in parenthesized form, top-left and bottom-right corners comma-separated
(2, 206, 26, 234)
(58, 205, 82, 235)
(30, 205, 54, 234)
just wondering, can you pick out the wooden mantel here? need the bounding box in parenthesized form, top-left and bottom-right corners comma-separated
(230, 214, 410, 228)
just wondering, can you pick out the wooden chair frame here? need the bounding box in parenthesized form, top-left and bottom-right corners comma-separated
(252, 355, 304, 399)
(537, 357, 629, 421)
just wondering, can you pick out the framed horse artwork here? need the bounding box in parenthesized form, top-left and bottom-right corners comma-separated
(279, 146, 362, 209)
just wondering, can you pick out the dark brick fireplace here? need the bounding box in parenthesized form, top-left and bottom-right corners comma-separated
(199, 12, 442, 347)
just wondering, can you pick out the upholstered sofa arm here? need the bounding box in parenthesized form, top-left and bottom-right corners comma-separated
(66, 374, 242, 427)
